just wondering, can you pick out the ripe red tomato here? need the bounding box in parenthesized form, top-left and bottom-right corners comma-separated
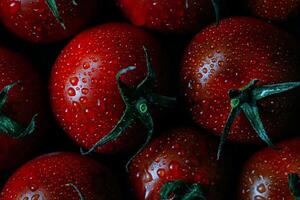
(50, 23, 173, 155)
(0, 47, 46, 175)
(116, 0, 215, 33)
(244, 0, 300, 22)
(238, 137, 300, 199)
(181, 17, 300, 149)
(129, 128, 229, 200)
(0, 0, 98, 43)
(0, 152, 122, 199)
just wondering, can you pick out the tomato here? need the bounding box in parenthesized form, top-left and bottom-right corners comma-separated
(0, 47, 46, 175)
(129, 128, 229, 200)
(180, 17, 300, 156)
(50, 23, 174, 155)
(238, 137, 300, 199)
(244, 0, 300, 22)
(116, 0, 215, 33)
(0, 0, 98, 43)
(0, 152, 122, 200)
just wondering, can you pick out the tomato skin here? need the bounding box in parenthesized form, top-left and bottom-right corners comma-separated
(117, 0, 214, 33)
(238, 138, 300, 199)
(0, 152, 122, 200)
(129, 128, 228, 200)
(244, 0, 300, 22)
(0, 47, 46, 175)
(180, 17, 300, 144)
(50, 23, 170, 154)
(0, 0, 98, 43)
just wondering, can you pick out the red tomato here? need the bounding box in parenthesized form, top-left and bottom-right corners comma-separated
(0, 0, 98, 43)
(0, 47, 46, 175)
(180, 17, 300, 147)
(244, 0, 300, 22)
(116, 0, 215, 33)
(50, 23, 172, 155)
(0, 152, 122, 200)
(238, 137, 300, 199)
(129, 128, 229, 200)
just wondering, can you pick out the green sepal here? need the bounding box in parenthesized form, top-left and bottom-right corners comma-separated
(45, 0, 66, 29)
(211, 0, 221, 23)
(66, 183, 85, 200)
(0, 82, 38, 139)
(80, 46, 176, 165)
(160, 180, 206, 200)
(218, 79, 300, 159)
(253, 82, 300, 100)
(288, 173, 300, 200)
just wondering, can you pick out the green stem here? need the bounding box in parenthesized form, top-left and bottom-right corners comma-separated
(218, 80, 300, 159)
(80, 47, 176, 168)
(0, 82, 37, 138)
(288, 173, 300, 200)
(45, 0, 66, 29)
(211, 0, 221, 23)
(160, 180, 206, 200)
(66, 183, 85, 200)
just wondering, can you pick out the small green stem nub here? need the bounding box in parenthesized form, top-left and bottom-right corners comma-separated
(0, 82, 37, 138)
(45, 0, 66, 29)
(288, 173, 300, 200)
(217, 80, 300, 159)
(66, 183, 85, 200)
(80, 46, 176, 170)
(160, 180, 206, 200)
(211, 0, 221, 23)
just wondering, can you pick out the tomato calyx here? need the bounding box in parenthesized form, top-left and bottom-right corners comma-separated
(288, 173, 300, 200)
(45, 0, 78, 29)
(160, 180, 206, 200)
(0, 82, 37, 138)
(66, 183, 85, 200)
(80, 46, 176, 164)
(217, 79, 300, 159)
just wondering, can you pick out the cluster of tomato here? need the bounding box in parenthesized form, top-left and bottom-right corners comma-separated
(0, 0, 299, 199)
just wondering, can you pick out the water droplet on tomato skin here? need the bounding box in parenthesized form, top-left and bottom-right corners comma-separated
(157, 168, 166, 178)
(79, 96, 87, 104)
(67, 88, 76, 96)
(69, 77, 79, 86)
(254, 195, 266, 200)
(143, 170, 153, 183)
(83, 62, 90, 69)
(257, 183, 266, 193)
(8, 0, 21, 15)
(81, 88, 89, 95)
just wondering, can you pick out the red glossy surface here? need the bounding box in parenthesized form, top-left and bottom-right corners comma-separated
(0, 0, 98, 43)
(0, 47, 46, 174)
(181, 17, 300, 144)
(244, 0, 300, 21)
(117, 0, 214, 33)
(129, 128, 227, 200)
(238, 138, 300, 199)
(0, 152, 122, 200)
(50, 23, 170, 154)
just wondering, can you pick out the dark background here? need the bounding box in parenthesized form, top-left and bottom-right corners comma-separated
(0, 0, 299, 199)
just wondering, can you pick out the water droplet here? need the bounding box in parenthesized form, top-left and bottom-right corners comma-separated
(169, 161, 180, 172)
(81, 88, 89, 95)
(254, 195, 266, 200)
(79, 96, 87, 104)
(83, 62, 90, 69)
(157, 168, 166, 178)
(69, 77, 79, 86)
(8, 1, 21, 14)
(82, 77, 88, 83)
(257, 183, 266, 193)
(32, 194, 40, 200)
(143, 170, 153, 183)
(67, 88, 76, 96)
